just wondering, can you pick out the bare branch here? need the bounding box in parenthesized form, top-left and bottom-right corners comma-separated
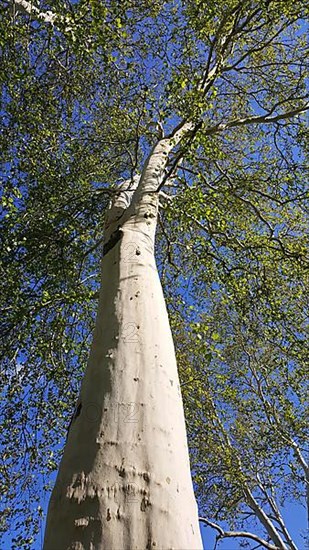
(205, 103, 308, 134)
(243, 488, 289, 550)
(199, 517, 279, 550)
(222, 18, 297, 74)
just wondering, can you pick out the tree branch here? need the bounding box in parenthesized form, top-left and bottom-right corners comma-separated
(10, 0, 61, 24)
(199, 517, 279, 550)
(243, 488, 289, 549)
(156, 121, 202, 193)
(205, 104, 308, 134)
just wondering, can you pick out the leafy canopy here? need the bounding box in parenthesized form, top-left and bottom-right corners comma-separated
(0, 0, 308, 548)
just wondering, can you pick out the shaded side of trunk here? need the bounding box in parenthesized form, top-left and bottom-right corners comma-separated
(44, 134, 202, 550)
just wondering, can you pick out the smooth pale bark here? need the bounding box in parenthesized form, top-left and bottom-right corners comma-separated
(43, 131, 202, 549)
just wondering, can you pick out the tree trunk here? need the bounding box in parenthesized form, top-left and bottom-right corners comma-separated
(43, 136, 202, 549)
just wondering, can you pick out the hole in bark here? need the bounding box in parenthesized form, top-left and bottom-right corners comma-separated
(135, 248, 141, 255)
(106, 508, 111, 521)
(144, 211, 155, 219)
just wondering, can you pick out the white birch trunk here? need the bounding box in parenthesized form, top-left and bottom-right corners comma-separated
(43, 133, 202, 549)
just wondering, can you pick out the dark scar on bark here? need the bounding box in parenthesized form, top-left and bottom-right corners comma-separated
(67, 402, 82, 436)
(74, 402, 82, 420)
(102, 228, 122, 257)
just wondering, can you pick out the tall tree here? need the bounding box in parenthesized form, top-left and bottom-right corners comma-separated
(1, 0, 308, 548)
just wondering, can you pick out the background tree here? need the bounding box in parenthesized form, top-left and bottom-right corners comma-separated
(0, 0, 308, 548)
